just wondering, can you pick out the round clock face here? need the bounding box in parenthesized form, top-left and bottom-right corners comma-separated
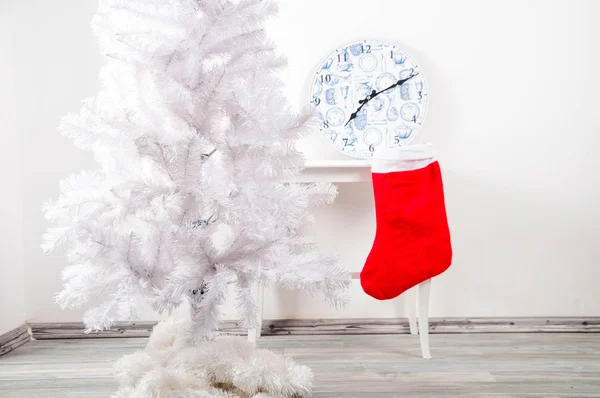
(310, 40, 428, 158)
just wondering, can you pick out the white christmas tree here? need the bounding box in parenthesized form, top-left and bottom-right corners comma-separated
(42, 0, 349, 396)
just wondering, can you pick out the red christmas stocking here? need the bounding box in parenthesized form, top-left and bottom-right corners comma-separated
(360, 144, 452, 301)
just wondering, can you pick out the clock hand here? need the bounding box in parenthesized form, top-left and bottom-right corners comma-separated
(372, 73, 420, 98)
(344, 74, 419, 127)
(344, 89, 377, 126)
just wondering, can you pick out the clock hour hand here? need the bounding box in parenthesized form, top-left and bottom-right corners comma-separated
(345, 89, 377, 126)
(344, 107, 362, 127)
(344, 74, 419, 127)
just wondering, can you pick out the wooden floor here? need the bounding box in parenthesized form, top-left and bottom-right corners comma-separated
(0, 333, 599, 397)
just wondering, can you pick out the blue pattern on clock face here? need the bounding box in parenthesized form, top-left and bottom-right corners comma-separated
(311, 40, 428, 158)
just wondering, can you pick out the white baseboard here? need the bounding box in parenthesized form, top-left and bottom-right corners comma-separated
(28, 317, 600, 340)
(0, 324, 31, 357)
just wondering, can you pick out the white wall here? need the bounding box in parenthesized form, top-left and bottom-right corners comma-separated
(0, 1, 25, 335)
(11, 0, 600, 324)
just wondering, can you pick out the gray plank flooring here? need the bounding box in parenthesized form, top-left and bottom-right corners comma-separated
(0, 333, 599, 397)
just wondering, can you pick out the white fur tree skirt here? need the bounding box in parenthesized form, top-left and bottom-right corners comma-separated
(112, 319, 314, 398)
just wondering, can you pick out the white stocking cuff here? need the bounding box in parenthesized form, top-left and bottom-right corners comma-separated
(371, 143, 437, 173)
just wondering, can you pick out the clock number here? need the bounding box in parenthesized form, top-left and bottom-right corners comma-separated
(369, 145, 375, 153)
(337, 52, 348, 62)
(412, 115, 417, 123)
(417, 91, 423, 100)
(320, 74, 332, 83)
(313, 97, 320, 105)
(322, 120, 329, 129)
(394, 136, 400, 145)
(342, 138, 348, 147)
(390, 50, 394, 59)
(363, 44, 372, 53)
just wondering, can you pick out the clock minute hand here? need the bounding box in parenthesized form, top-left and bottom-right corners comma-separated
(372, 73, 420, 98)
(344, 74, 419, 127)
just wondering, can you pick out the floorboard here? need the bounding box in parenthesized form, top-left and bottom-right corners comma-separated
(0, 333, 599, 397)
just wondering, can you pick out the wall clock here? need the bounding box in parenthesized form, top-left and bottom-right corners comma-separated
(310, 40, 428, 158)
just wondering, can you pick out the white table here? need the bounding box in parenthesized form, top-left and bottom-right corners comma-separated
(247, 275, 433, 359)
(247, 159, 434, 359)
